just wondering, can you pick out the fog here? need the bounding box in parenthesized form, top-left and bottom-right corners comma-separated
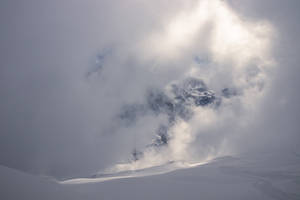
(0, 0, 299, 181)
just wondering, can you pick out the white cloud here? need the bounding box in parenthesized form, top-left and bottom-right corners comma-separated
(97, 0, 277, 174)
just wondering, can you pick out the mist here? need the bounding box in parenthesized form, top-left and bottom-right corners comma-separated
(0, 0, 299, 182)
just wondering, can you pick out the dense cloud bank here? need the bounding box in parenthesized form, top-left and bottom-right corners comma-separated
(0, 0, 299, 179)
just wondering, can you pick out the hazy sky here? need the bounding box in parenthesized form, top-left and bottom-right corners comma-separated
(0, 0, 299, 179)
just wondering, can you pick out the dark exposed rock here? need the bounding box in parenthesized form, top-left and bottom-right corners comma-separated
(173, 77, 216, 107)
(173, 103, 193, 121)
(152, 125, 169, 147)
(222, 88, 237, 98)
(119, 77, 218, 126)
(194, 90, 216, 106)
(118, 77, 221, 161)
(119, 104, 147, 126)
(131, 148, 143, 162)
(146, 89, 174, 114)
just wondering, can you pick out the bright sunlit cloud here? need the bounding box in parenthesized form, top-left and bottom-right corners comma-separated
(113, 0, 277, 173)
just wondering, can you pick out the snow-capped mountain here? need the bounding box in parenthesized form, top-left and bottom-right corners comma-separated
(117, 77, 232, 165)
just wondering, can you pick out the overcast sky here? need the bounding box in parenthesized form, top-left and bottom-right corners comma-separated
(0, 0, 299, 179)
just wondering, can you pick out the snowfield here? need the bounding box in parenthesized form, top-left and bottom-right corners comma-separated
(1, 152, 299, 200)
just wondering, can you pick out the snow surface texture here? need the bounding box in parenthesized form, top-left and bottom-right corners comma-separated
(1, 153, 300, 200)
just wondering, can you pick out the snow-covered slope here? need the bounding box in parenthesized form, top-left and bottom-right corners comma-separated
(1, 152, 299, 200)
